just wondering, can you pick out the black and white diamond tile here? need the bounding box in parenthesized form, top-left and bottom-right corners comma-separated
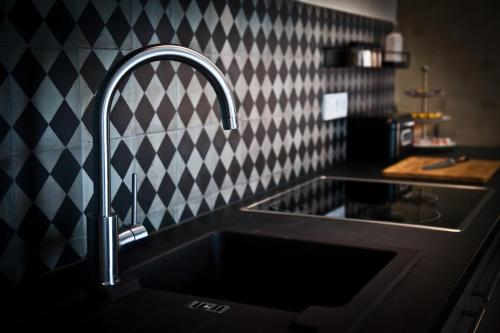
(131, 0, 178, 48)
(78, 0, 133, 49)
(9, 47, 81, 154)
(2, 0, 79, 48)
(0, 0, 395, 283)
(0, 49, 11, 158)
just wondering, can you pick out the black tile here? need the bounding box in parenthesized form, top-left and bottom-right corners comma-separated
(80, 51, 107, 93)
(11, 50, 45, 98)
(0, 62, 7, 87)
(227, 129, 240, 152)
(255, 29, 266, 53)
(176, 63, 195, 89)
(78, 2, 105, 46)
(156, 95, 175, 130)
(267, 60, 277, 82)
(156, 15, 175, 44)
(228, 188, 240, 204)
(49, 101, 79, 146)
(110, 96, 133, 136)
(107, 7, 130, 47)
(195, 19, 210, 51)
(45, 1, 75, 45)
(177, 94, 194, 128)
(15, 153, 49, 201)
(213, 192, 226, 209)
(48, 52, 78, 97)
(156, 61, 175, 90)
(137, 177, 155, 213)
(157, 174, 175, 206)
(136, 136, 155, 172)
(52, 196, 81, 239)
(241, 92, 253, 117)
(177, 131, 194, 163)
(212, 128, 226, 155)
(211, 22, 226, 52)
(133, 64, 154, 91)
(0, 113, 9, 145)
(195, 163, 210, 193)
(267, 149, 277, 171)
(110, 141, 133, 179)
(133, 12, 154, 46)
(0, 219, 13, 255)
(226, 25, 240, 53)
(159, 211, 175, 229)
(241, 123, 254, 148)
(226, 57, 240, 86)
(0, 163, 12, 202)
(194, 93, 210, 124)
(255, 122, 266, 145)
(255, 151, 265, 174)
(193, 130, 209, 160)
(176, 17, 194, 47)
(178, 169, 194, 199)
(13, 102, 48, 150)
(242, 155, 253, 179)
(17, 205, 51, 248)
(111, 182, 131, 221)
(278, 90, 287, 110)
(179, 204, 193, 222)
(278, 145, 288, 166)
(212, 160, 226, 188)
(268, 91, 277, 112)
(241, 27, 254, 53)
(255, 91, 265, 114)
(8, 0, 43, 43)
(157, 134, 175, 169)
(51, 149, 80, 193)
(81, 101, 96, 139)
(241, 0, 254, 20)
(135, 96, 155, 132)
(227, 157, 239, 184)
(197, 199, 210, 215)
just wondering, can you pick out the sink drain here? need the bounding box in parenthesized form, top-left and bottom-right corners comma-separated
(187, 300, 230, 314)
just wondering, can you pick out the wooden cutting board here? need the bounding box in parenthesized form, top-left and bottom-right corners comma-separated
(382, 156, 500, 184)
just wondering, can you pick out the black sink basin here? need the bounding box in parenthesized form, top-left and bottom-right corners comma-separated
(127, 232, 397, 312)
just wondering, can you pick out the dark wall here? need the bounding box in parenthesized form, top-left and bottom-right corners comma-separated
(0, 0, 394, 284)
(395, 0, 500, 146)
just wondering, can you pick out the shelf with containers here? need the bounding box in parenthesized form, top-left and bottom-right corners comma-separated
(323, 27, 410, 69)
(323, 44, 410, 68)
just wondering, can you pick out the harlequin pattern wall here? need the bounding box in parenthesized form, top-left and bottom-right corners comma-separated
(0, 0, 394, 284)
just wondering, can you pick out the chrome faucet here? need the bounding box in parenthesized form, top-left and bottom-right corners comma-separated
(87, 45, 238, 287)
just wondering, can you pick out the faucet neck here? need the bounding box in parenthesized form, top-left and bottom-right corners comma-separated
(89, 45, 237, 287)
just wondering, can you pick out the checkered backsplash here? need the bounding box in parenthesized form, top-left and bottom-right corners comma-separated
(0, 0, 394, 284)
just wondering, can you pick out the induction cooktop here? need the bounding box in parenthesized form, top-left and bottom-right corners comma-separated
(243, 176, 494, 232)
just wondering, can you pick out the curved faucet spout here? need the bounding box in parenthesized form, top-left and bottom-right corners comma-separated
(96, 44, 237, 218)
(90, 44, 238, 286)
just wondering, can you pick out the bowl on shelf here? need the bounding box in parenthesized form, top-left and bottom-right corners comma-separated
(413, 137, 457, 149)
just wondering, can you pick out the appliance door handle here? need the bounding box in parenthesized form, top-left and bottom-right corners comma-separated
(400, 128, 413, 147)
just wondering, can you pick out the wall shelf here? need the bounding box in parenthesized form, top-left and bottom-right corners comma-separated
(323, 45, 410, 69)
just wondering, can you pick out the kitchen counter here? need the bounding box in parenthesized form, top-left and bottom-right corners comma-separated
(4, 146, 500, 332)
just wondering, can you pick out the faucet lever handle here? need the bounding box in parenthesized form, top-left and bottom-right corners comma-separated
(131, 173, 137, 226)
(119, 173, 148, 248)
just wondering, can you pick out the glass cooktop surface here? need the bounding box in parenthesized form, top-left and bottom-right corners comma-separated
(245, 177, 493, 232)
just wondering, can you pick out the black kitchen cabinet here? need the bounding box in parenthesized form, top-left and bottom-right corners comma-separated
(441, 225, 500, 333)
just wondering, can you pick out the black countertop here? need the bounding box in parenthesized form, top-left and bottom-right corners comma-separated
(5, 146, 500, 332)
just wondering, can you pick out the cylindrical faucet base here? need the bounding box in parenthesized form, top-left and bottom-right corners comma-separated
(87, 214, 119, 286)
